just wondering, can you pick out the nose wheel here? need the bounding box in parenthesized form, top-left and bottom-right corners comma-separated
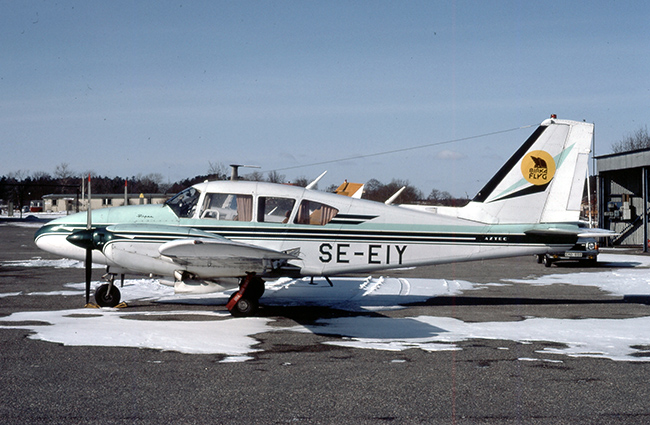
(95, 283, 121, 307)
(93, 273, 125, 308)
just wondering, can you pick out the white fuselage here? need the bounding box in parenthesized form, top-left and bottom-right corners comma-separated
(35, 181, 576, 282)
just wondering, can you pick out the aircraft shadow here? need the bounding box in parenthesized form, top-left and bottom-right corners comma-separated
(158, 292, 650, 319)
(406, 294, 650, 307)
(257, 305, 450, 339)
(551, 260, 643, 269)
(253, 294, 650, 341)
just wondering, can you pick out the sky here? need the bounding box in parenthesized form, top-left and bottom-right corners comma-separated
(2, 1, 649, 196)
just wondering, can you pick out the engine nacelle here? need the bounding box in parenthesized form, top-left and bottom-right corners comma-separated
(159, 277, 239, 294)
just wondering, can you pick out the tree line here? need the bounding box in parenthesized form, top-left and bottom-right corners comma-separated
(0, 169, 173, 213)
(611, 126, 650, 153)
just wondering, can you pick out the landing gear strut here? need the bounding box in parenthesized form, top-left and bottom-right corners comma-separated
(226, 274, 265, 317)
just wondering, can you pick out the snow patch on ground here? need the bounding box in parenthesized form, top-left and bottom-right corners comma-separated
(2, 257, 102, 269)
(504, 253, 650, 296)
(2, 252, 650, 362)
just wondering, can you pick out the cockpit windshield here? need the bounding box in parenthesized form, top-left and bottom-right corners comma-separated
(165, 187, 201, 218)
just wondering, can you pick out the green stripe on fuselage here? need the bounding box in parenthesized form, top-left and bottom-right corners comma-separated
(37, 219, 579, 248)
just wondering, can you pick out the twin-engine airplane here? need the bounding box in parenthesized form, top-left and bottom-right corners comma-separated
(35, 117, 604, 316)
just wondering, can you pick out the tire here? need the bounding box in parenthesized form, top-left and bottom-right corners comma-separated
(95, 283, 121, 307)
(244, 276, 265, 300)
(228, 294, 258, 317)
(536, 255, 543, 264)
(542, 255, 552, 268)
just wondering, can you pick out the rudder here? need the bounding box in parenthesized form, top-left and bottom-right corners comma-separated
(459, 117, 594, 224)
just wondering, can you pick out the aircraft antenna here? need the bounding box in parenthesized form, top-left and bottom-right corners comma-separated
(306, 171, 328, 190)
(385, 186, 406, 205)
(230, 164, 260, 181)
(267, 124, 536, 173)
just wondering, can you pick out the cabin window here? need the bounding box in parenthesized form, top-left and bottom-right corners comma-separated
(258, 197, 295, 223)
(294, 200, 338, 225)
(200, 193, 253, 221)
(166, 187, 201, 218)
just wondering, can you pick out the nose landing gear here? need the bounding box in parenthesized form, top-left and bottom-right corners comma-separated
(93, 273, 127, 308)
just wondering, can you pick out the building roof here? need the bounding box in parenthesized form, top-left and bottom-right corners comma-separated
(595, 147, 650, 173)
(43, 193, 168, 199)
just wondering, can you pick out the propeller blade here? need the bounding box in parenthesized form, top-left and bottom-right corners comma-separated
(85, 248, 92, 304)
(85, 174, 92, 305)
(86, 174, 92, 230)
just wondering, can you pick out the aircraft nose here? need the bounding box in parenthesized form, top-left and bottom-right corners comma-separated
(34, 224, 57, 252)
(34, 222, 72, 252)
(34, 224, 51, 246)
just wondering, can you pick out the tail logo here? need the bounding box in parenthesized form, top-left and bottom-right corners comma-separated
(521, 150, 555, 185)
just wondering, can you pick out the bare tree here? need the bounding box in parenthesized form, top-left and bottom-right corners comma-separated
(242, 171, 265, 182)
(427, 188, 453, 205)
(54, 163, 75, 179)
(267, 170, 285, 184)
(364, 179, 422, 203)
(325, 183, 339, 192)
(145, 173, 164, 185)
(7, 170, 29, 181)
(207, 161, 227, 180)
(292, 176, 310, 187)
(612, 126, 650, 153)
(133, 173, 163, 193)
(32, 171, 51, 180)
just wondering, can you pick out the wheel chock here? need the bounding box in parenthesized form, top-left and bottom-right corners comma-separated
(84, 303, 100, 309)
(226, 275, 252, 311)
(226, 292, 243, 311)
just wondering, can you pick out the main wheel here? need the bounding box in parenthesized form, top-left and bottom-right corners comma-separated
(244, 276, 265, 300)
(542, 255, 552, 268)
(228, 293, 258, 317)
(95, 283, 121, 307)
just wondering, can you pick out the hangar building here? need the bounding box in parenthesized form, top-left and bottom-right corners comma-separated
(596, 148, 650, 250)
(43, 193, 168, 213)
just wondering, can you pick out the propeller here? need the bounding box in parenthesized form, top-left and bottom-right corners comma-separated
(65, 174, 94, 305)
(66, 175, 123, 308)
(84, 173, 92, 304)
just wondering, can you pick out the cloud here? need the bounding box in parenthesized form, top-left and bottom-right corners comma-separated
(436, 149, 466, 160)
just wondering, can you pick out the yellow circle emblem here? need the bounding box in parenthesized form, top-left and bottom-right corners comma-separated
(521, 150, 556, 185)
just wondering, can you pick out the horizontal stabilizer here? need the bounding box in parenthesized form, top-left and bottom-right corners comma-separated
(525, 227, 617, 238)
(577, 228, 619, 238)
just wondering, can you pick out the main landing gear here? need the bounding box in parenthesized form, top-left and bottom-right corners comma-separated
(92, 273, 126, 308)
(226, 274, 265, 317)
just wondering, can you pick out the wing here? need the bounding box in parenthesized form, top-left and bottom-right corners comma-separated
(100, 224, 299, 278)
(159, 238, 298, 263)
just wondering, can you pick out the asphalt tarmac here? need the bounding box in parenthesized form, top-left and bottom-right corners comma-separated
(1, 222, 650, 424)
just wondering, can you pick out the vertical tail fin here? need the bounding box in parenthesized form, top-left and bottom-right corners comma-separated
(459, 118, 594, 224)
